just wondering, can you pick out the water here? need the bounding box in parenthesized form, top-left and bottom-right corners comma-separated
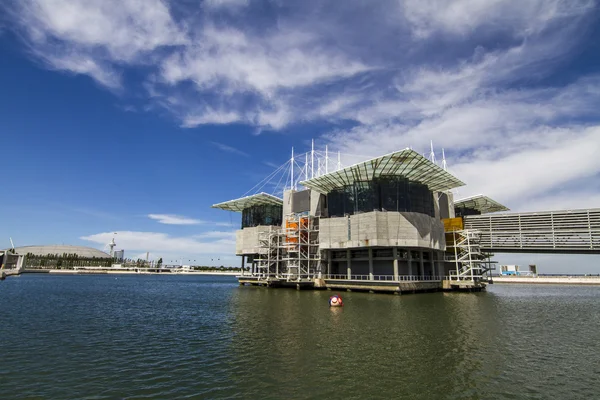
(1, 275, 599, 399)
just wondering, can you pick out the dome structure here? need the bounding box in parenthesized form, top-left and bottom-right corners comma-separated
(12, 245, 112, 259)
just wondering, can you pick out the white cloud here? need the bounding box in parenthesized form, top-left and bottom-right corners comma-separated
(15, 0, 187, 61)
(81, 230, 235, 256)
(203, 0, 249, 10)
(402, 0, 595, 39)
(210, 141, 249, 157)
(147, 214, 204, 225)
(5, 0, 600, 217)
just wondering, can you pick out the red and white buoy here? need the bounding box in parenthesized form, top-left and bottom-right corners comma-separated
(329, 294, 343, 307)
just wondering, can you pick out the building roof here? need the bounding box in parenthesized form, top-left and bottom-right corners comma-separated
(454, 194, 509, 214)
(212, 192, 283, 212)
(299, 148, 465, 194)
(11, 245, 112, 258)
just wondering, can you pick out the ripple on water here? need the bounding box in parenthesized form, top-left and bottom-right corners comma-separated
(1, 277, 599, 399)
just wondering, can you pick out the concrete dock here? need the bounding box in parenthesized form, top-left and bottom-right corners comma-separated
(238, 275, 487, 293)
(492, 276, 600, 285)
(0, 269, 22, 280)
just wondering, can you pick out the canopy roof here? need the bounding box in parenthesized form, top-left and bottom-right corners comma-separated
(212, 192, 283, 212)
(300, 148, 465, 194)
(454, 194, 509, 214)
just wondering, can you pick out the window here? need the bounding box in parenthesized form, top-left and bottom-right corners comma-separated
(242, 204, 283, 228)
(325, 176, 435, 217)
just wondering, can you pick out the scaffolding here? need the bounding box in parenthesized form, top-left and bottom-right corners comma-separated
(447, 229, 495, 283)
(252, 215, 322, 282)
(254, 227, 282, 280)
(280, 214, 321, 281)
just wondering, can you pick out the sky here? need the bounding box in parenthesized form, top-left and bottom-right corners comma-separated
(1, 0, 600, 272)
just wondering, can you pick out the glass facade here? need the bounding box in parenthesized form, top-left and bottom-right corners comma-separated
(242, 204, 283, 228)
(327, 176, 435, 217)
(455, 206, 481, 217)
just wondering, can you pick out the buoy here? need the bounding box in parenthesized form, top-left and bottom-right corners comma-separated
(329, 294, 343, 307)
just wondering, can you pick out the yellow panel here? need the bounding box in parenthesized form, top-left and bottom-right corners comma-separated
(442, 217, 463, 232)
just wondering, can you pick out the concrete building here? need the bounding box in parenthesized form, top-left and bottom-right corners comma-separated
(213, 147, 508, 292)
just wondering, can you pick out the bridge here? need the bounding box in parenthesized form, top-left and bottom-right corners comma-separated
(463, 208, 600, 254)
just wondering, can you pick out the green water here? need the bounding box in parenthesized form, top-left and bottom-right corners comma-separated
(1, 275, 599, 399)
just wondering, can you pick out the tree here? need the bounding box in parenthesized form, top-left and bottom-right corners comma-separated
(157, 258, 163, 268)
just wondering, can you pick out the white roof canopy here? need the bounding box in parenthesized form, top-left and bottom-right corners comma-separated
(454, 194, 509, 214)
(212, 192, 283, 212)
(299, 148, 465, 194)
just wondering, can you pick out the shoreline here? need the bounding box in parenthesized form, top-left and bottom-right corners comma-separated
(492, 276, 600, 285)
(19, 269, 241, 276)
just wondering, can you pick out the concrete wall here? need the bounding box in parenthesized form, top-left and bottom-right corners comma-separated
(319, 211, 445, 251)
(310, 191, 327, 217)
(282, 190, 293, 222)
(235, 226, 275, 255)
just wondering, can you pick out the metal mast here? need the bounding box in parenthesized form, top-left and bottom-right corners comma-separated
(311, 139, 315, 178)
(290, 147, 294, 190)
(305, 153, 309, 180)
(442, 148, 447, 171)
(325, 145, 329, 174)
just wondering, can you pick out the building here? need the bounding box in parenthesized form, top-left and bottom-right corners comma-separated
(113, 249, 125, 262)
(11, 245, 113, 269)
(213, 147, 509, 292)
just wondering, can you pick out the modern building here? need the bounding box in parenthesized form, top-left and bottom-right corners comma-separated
(113, 249, 125, 262)
(11, 245, 113, 268)
(213, 147, 509, 292)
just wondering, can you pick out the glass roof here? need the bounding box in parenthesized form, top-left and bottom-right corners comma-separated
(299, 148, 465, 193)
(212, 192, 283, 212)
(454, 194, 509, 214)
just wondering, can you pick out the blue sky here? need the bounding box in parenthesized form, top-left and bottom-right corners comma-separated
(1, 0, 600, 272)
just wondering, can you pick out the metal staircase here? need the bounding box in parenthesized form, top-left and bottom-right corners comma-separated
(447, 229, 495, 283)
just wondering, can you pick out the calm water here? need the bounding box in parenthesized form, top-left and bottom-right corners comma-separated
(1, 275, 599, 399)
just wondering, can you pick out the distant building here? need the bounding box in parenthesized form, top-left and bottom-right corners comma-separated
(9, 245, 113, 269)
(113, 250, 125, 262)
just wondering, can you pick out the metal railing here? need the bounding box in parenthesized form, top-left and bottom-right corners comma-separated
(323, 274, 443, 282)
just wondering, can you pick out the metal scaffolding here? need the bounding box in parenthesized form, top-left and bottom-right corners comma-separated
(254, 226, 282, 280)
(280, 214, 321, 281)
(252, 214, 322, 282)
(447, 229, 495, 283)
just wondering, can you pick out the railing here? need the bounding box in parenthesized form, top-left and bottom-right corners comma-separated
(323, 274, 443, 282)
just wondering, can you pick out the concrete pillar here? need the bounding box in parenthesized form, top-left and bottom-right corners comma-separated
(430, 251, 436, 277)
(419, 251, 424, 278)
(241, 256, 245, 276)
(368, 248, 374, 280)
(407, 249, 413, 277)
(327, 253, 332, 277)
(346, 249, 352, 279)
(393, 248, 399, 281)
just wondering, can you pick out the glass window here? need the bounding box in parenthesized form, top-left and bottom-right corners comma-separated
(325, 177, 435, 217)
(242, 204, 283, 228)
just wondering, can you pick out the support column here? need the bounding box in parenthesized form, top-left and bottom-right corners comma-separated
(346, 249, 352, 280)
(430, 251, 436, 277)
(368, 248, 374, 280)
(407, 250, 413, 277)
(393, 248, 399, 281)
(327, 254, 332, 277)
(241, 256, 245, 276)
(419, 251, 424, 278)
